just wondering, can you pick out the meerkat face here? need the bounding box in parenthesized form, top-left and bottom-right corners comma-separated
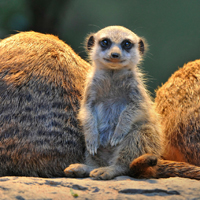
(86, 26, 145, 70)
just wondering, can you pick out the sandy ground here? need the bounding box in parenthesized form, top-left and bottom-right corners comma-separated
(0, 176, 199, 200)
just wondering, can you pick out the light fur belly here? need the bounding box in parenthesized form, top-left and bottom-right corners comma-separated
(95, 99, 126, 147)
(95, 145, 118, 166)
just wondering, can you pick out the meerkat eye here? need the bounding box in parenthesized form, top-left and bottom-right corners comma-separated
(100, 38, 111, 49)
(121, 40, 133, 51)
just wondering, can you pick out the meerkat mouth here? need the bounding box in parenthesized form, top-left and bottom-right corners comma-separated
(103, 58, 125, 63)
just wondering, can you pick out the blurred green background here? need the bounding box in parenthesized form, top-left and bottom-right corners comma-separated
(0, 0, 200, 96)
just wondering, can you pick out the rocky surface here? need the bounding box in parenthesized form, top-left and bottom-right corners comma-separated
(0, 176, 199, 200)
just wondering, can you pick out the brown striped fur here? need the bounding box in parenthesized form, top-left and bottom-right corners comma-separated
(0, 31, 91, 177)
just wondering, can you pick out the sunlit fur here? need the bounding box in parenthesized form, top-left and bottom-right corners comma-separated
(155, 59, 200, 165)
(129, 59, 200, 180)
(64, 26, 162, 180)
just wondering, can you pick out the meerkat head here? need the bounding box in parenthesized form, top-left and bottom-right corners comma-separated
(86, 26, 145, 70)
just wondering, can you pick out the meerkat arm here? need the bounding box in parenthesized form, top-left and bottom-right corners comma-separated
(79, 85, 99, 155)
(82, 107, 99, 155)
(111, 103, 143, 146)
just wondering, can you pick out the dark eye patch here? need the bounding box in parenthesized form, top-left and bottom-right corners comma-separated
(99, 38, 111, 50)
(121, 40, 133, 51)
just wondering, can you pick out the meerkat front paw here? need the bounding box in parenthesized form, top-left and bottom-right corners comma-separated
(110, 129, 126, 146)
(64, 164, 90, 178)
(85, 134, 99, 155)
(90, 167, 115, 180)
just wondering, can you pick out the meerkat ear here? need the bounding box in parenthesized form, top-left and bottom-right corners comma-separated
(86, 35, 95, 51)
(138, 39, 145, 55)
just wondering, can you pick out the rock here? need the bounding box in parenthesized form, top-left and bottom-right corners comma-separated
(0, 176, 199, 199)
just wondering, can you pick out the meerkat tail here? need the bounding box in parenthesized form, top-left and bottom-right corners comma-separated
(155, 159, 200, 180)
(129, 154, 200, 180)
(128, 154, 158, 178)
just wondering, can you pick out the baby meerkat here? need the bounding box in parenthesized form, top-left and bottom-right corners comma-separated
(64, 26, 162, 180)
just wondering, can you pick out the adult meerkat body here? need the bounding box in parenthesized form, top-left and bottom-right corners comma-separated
(155, 59, 200, 165)
(0, 31, 91, 177)
(64, 26, 162, 179)
(129, 60, 200, 180)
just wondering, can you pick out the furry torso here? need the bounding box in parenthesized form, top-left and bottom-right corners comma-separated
(90, 68, 141, 147)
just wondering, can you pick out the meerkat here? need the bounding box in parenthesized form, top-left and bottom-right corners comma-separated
(0, 31, 91, 177)
(129, 59, 200, 180)
(64, 26, 162, 180)
(155, 59, 200, 165)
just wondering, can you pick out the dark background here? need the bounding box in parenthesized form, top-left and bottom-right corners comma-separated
(1, 0, 200, 96)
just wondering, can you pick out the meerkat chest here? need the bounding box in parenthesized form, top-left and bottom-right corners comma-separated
(91, 70, 136, 146)
(93, 72, 130, 119)
(93, 71, 132, 100)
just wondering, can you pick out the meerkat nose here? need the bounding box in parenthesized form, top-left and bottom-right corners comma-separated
(111, 53, 120, 59)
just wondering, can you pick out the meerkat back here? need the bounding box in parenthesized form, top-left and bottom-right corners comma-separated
(155, 59, 200, 165)
(0, 31, 91, 177)
(129, 60, 200, 180)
